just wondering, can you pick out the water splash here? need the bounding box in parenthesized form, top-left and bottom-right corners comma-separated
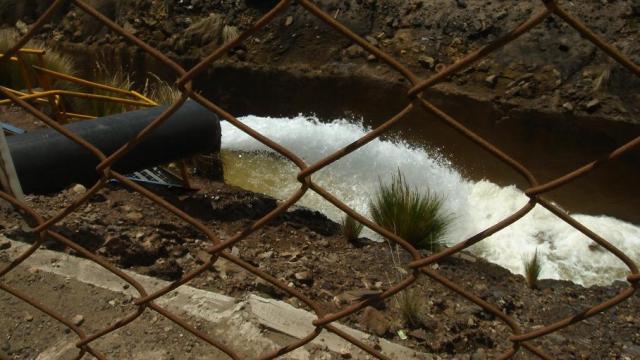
(221, 115, 640, 287)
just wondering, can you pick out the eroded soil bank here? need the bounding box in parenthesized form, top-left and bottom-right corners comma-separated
(7, 0, 637, 123)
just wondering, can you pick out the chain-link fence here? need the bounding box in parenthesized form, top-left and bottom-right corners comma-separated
(1, 0, 639, 359)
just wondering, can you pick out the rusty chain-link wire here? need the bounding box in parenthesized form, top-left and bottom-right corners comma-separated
(1, 0, 639, 359)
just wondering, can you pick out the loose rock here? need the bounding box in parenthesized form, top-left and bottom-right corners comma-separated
(72, 314, 84, 326)
(359, 306, 390, 336)
(72, 184, 87, 194)
(0, 237, 11, 251)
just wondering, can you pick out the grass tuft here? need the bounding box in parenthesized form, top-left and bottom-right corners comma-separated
(0, 28, 76, 90)
(369, 170, 450, 251)
(396, 288, 422, 328)
(87, 63, 135, 117)
(523, 249, 542, 289)
(222, 25, 240, 44)
(340, 215, 363, 243)
(142, 73, 182, 106)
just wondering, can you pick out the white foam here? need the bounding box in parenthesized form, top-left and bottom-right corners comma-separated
(221, 115, 640, 287)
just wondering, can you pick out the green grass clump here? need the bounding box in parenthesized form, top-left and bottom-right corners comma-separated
(370, 171, 449, 251)
(340, 215, 363, 243)
(523, 249, 542, 289)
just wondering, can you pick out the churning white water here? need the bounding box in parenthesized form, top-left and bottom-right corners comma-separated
(221, 115, 640, 287)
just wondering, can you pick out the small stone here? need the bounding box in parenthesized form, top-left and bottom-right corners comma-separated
(418, 55, 435, 69)
(108, 300, 116, 306)
(485, 74, 498, 88)
(126, 211, 144, 222)
(562, 102, 574, 112)
(0, 237, 11, 250)
(344, 44, 364, 59)
(72, 184, 87, 194)
(231, 247, 240, 257)
(294, 270, 313, 284)
(25, 313, 34, 322)
(365, 35, 379, 47)
(408, 328, 428, 341)
(196, 250, 212, 264)
(284, 16, 293, 27)
(359, 306, 390, 336)
(586, 98, 600, 113)
(72, 314, 84, 326)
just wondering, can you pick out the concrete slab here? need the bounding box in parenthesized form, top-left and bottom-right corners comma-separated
(1, 238, 432, 359)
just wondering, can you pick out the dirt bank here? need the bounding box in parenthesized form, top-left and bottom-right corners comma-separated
(7, 0, 639, 125)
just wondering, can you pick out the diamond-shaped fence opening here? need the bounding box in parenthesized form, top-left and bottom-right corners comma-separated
(0, 0, 638, 359)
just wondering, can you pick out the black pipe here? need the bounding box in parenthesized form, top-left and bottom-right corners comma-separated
(7, 100, 220, 194)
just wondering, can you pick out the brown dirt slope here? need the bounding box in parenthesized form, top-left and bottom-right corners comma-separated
(6, 0, 639, 123)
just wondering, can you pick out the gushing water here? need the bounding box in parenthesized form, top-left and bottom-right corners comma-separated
(221, 115, 640, 287)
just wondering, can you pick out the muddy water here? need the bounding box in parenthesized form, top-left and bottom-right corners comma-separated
(367, 106, 640, 225)
(198, 66, 640, 225)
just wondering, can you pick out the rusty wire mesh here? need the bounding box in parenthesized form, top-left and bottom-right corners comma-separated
(1, 0, 639, 359)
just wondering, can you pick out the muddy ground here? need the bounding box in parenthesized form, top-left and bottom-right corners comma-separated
(1, 180, 639, 359)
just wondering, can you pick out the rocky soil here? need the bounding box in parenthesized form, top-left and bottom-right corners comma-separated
(1, 181, 639, 359)
(4, 0, 640, 123)
(0, 255, 238, 360)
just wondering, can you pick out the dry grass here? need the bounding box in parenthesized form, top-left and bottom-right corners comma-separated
(82, 68, 181, 117)
(340, 215, 363, 243)
(395, 288, 422, 328)
(86, 63, 135, 117)
(142, 73, 182, 106)
(0, 28, 76, 91)
(385, 241, 423, 329)
(222, 25, 240, 44)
